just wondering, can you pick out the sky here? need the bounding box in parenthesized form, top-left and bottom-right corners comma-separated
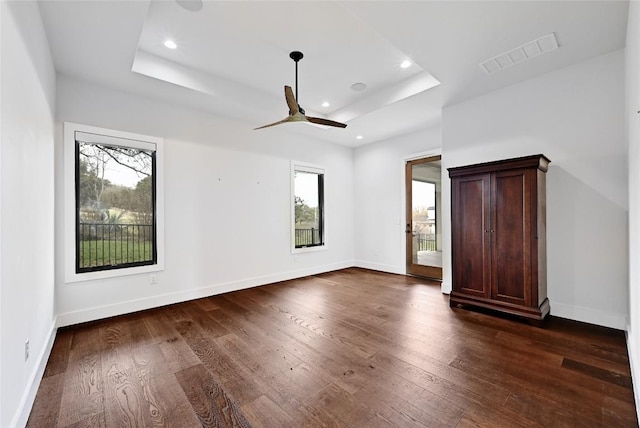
(103, 162, 145, 188)
(294, 172, 319, 207)
(413, 181, 435, 210)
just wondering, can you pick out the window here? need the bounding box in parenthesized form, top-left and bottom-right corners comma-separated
(292, 163, 325, 251)
(64, 123, 164, 282)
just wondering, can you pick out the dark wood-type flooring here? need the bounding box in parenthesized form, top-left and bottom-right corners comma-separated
(27, 268, 637, 427)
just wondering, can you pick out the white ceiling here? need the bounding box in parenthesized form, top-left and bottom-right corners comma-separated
(38, 0, 629, 148)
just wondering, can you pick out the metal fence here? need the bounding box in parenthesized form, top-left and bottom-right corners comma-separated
(295, 228, 321, 247)
(78, 223, 153, 269)
(416, 233, 437, 251)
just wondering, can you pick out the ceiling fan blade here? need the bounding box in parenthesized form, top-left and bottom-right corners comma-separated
(253, 116, 294, 130)
(284, 86, 298, 114)
(306, 116, 348, 128)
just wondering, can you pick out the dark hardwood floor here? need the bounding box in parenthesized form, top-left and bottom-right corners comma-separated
(27, 268, 637, 427)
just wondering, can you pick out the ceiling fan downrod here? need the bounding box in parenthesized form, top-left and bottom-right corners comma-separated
(289, 51, 304, 109)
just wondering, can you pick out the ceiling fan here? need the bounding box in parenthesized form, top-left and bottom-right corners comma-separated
(254, 51, 347, 130)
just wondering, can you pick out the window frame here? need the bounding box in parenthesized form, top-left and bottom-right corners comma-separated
(64, 122, 165, 283)
(291, 161, 326, 253)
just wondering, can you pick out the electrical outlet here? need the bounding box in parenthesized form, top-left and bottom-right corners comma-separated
(25, 339, 29, 362)
(149, 274, 157, 285)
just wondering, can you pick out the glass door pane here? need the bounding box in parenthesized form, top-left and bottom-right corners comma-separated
(406, 157, 442, 279)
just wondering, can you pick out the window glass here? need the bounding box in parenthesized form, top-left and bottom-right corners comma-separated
(76, 140, 156, 272)
(293, 166, 324, 249)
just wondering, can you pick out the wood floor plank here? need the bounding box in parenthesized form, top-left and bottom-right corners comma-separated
(495, 330, 632, 377)
(27, 268, 638, 427)
(57, 352, 104, 427)
(306, 383, 379, 426)
(175, 364, 252, 428)
(241, 395, 294, 428)
(504, 390, 602, 427)
(66, 411, 106, 428)
(367, 350, 511, 412)
(141, 309, 201, 373)
(353, 376, 464, 427)
(130, 343, 202, 427)
(602, 395, 639, 427)
(213, 293, 371, 395)
(449, 348, 633, 423)
(561, 357, 633, 388)
(263, 297, 380, 359)
(25, 373, 65, 427)
(205, 313, 341, 423)
(170, 307, 269, 406)
(99, 318, 153, 427)
(57, 325, 106, 427)
(43, 328, 73, 379)
(102, 366, 148, 427)
(454, 306, 630, 364)
(455, 403, 540, 428)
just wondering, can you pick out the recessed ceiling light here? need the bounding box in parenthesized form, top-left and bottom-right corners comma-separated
(322, 101, 330, 108)
(164, 40, 177, 50)
(356, 135, 364, 140)
(351, 82, 367, 92)
(400, 60, 412, 69)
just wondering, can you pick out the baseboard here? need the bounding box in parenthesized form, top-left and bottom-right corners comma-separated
(551, 301, 627, 330)
(353, 260, 405, 275)
(56, 261, 355, 327)
(12, 319, 57, 428)
(441, 281, 452, 294)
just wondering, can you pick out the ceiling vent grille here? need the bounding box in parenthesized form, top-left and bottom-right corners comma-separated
(480, 33, 559, 75)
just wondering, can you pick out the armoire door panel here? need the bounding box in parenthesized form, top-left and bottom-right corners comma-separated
(491, 171, 531, 306)
(453, 175, 490, 296)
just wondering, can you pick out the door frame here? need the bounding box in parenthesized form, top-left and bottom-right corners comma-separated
(405, 155, 442, 280)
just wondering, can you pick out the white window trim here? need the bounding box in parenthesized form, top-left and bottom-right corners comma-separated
(291, 161, 327, 254)
(64, 122, 165, 283)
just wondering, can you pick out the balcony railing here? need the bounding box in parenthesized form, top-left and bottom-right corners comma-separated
(415, 233, 437, 251)
(78, 222, 153, 269)
(295, 228, 321, 247)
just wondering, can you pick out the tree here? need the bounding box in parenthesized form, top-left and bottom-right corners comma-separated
(102, 185, 133, 211)
(78, 142, 152, 215)
(294, 196, 317, 227)
(78, 158, 112, 210)
(131, 176, 153, 217)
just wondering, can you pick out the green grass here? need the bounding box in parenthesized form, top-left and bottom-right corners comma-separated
(79, 239, 153, 268)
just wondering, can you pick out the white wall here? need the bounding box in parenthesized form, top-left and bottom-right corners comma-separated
(0, 2, 57, 426)
(442, 49, 628, 329)
(625, 0, 640, 418)
(353, 127, 441, 273)
(54, 75, 355, 326)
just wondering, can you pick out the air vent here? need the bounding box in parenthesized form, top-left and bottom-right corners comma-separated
(480, 33, 559, 75)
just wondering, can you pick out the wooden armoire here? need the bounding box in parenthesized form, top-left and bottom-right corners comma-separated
(448, 154, 550, 322)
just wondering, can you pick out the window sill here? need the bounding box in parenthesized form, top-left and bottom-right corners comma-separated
(292, 244, 327, 255)
(65, 263, 164, 284)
